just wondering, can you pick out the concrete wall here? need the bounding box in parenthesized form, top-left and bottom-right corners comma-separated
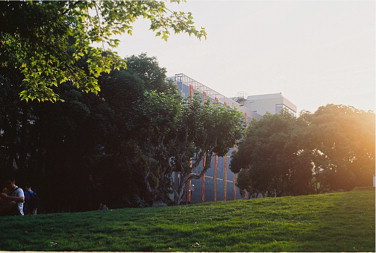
(244, 93, 297, 116)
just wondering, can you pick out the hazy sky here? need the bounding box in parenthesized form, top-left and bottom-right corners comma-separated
(114, 0, 375, 113)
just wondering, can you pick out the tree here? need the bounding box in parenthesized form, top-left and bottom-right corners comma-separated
(125, 53, 177, 93)
(232, 105, 375, 198)
(0, 1, 206, 101)
(0, 54, 177, 211)
(112, 91, 244, 205)
(0, 71, 112, 211)
(170, 97, 244, 204)
(231, 111, 314, 197)
(131, 91, 182, 204)
(307, 104, 375, 191)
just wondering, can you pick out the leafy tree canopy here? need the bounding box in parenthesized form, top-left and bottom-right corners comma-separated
(232, 105, 375, 197)
(306, 104, 375, 190)
(169, 96, 245, 204)
(0, 0, 206, 102)
(231, 111, 312, 196)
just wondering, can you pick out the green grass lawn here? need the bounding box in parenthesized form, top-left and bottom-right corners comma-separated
(0, 188, 374, 251)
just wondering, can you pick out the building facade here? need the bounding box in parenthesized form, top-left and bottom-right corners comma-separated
(172, 73, 297, 203)
(241, 93, 297, 116)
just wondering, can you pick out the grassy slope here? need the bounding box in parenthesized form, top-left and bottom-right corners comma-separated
(0, 188, 374, 251)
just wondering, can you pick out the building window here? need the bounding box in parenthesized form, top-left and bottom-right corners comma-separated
(275, 104, 296, 116)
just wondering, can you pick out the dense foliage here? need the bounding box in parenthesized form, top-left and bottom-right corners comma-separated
(231, 106, 375, 197)
(0, 54, 243, 211)
(0, 0, 206, 101)
(169, 96, 244, 204)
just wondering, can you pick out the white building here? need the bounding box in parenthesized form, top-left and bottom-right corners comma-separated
(240, 93, 297, 116)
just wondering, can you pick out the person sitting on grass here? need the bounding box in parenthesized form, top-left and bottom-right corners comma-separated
(0, 176, 25, 216)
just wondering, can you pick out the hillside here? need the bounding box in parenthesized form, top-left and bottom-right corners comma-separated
(0, 188, 374, 251)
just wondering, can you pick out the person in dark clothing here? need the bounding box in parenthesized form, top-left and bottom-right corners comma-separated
(23, 185, 38, 215)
